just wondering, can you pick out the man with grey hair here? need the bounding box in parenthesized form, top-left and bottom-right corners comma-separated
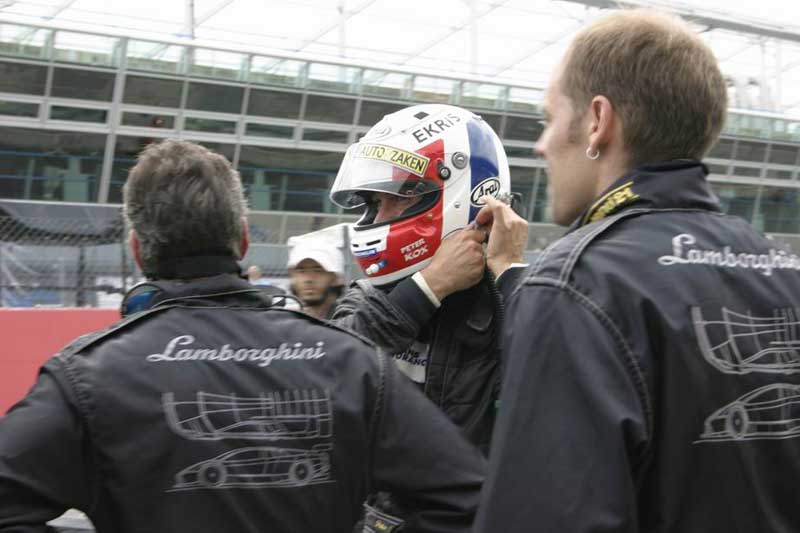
(0, 140, 486, 532)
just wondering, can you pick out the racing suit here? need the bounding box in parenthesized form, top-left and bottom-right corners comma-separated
(476, 161, 800, 532)
(333, 271, 513, 454)
(0, 264, 485, 533)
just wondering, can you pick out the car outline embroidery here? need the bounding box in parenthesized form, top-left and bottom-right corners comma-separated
(698, 383, 800, 442)
(692, 306, 800, 375)
(171, 444, 333, 490)
(163, 390, 333, 441)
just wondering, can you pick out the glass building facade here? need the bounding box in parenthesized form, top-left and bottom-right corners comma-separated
(1, 21, 799, 240)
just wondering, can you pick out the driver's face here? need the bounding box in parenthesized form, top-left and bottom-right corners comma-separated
(373, 192, 423, 224)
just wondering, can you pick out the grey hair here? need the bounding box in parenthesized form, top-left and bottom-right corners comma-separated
(123, 139, 248, 275)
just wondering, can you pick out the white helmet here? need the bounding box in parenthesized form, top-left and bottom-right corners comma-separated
(330, 104, 510, 285)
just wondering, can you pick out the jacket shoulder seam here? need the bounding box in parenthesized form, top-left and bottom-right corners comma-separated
(367, 349, 388, 493)
(515, 278, 654, 453)
(530, 207, 716, 284)
(340, 279, 422, 333)
(56, 306, 167, 361)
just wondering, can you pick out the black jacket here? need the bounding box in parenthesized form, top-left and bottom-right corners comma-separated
(0, 273, 485, 533)
(476, 161, 800, 532)
(333, 274, 503, 454)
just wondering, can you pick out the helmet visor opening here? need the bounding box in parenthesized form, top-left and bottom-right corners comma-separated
(354, 189, 440, 229)
(330, 143, 442, 209)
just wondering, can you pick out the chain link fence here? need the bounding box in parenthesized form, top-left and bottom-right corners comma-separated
(9, 199, 798, 310)
(0, 200, 363, 308)
(0, 201, 132, 308)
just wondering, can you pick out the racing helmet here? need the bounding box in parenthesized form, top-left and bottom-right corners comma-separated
(330, 104, 510, 286)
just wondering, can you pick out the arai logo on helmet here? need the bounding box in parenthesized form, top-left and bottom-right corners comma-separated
(470, 178, 501, 206)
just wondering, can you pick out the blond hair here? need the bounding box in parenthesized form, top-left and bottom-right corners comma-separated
(561, 9, 727, 166)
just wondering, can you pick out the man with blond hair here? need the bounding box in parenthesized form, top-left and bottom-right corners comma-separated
(475, 9, 800, 532)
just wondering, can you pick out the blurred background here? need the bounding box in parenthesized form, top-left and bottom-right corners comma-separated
(0, 2, 799, 528)
(0, 0, 799, 308)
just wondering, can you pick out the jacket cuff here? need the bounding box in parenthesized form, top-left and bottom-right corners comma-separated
(387, 277, 438, 326)
(411, 271, 441, 308)
(496, 264, 527, 298)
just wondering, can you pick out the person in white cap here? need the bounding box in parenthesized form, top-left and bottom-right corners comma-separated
(287, 240, 345, 320)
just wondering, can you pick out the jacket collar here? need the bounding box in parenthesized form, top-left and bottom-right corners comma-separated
(570, 160, 720, 232)
(121, 270, 269, 317)
(145, 254, 242, 280)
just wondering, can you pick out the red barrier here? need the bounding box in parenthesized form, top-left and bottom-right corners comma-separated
(0, 308, 119, 415)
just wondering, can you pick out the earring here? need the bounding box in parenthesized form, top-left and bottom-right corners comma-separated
(585, 146, 600, 160)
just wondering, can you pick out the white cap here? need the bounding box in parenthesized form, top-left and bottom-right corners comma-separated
(287, 224, 347, 276)
(287, 239, 345, 276)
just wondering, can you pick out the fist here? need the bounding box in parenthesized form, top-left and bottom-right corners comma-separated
(420, 228, 486, 300)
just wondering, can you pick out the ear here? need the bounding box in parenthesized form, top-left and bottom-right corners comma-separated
(129, 229, 143, 270)
(586, 95, 616, 153)
(237, 218, 250, 260)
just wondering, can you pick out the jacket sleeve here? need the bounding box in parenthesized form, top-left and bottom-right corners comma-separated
(474, 284, 649, 533)
(370, 353, 486, 533)
(0, 358, 93, 532)
(331, 278, 437, 353)
(495, 264, 527, 296)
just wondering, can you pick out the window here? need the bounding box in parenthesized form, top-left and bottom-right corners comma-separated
(189, 48, 245, 81)
(530, 169, 550, 223)
(52, 31, 116, 67)
(766, 169, 793, 180)
(186, 82, 243, 114)
(462, 83, 505, 111)
(760, 187, 800, 233)
(238, 146, 343, 212)
(307, 64, 359, 93)
(732, 166, 761, 178)
(191, 141, 235, 162)
(358, 100, 405, 126)
(0, 101, 38, 117)
(245, 123, 294, 139)
(507, 87, 543, 114)
(735, 141, 767, 163)
(304, 95, 355, 124)
(504, 146, 536, 158)
(412, 76, 454, 104)
(0, 126, 105, 202)
(711, 183, 759, 223)
(247, 89, 301, 119)
(249, 56, 305, 87)
(126, 40, 184, 74)
(475, 113, 503, 136)
(121, 112, 175, 129)
(51, 68, 115, 101)
(509, 166, 537, 221)
(0, 61, 47, 95)
(504, 116, 543, 142)
(706, 163, 728, 176)
(302, 129, 349, 143)
(361, 70, 411, 99)
(707, 138, 735, 159)
(769, 144, 798, 165)
(183, 117, 237, 134)
(123, 75, 183, 107)
(50, 106, 107, 123)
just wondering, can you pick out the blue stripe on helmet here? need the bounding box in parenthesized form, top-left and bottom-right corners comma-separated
(467, 119, 499, 221)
